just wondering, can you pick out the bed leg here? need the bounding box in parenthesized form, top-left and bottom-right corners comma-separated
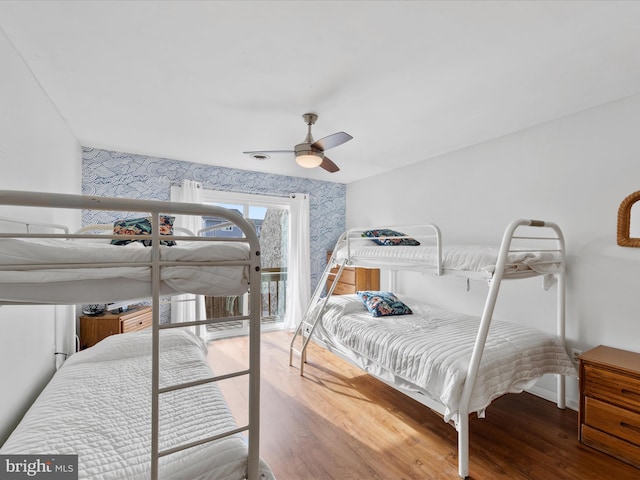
(458, 415, 470, 479)
(557, 374, 566, 409)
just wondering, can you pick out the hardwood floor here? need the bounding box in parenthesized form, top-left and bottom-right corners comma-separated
(208, 331, 640, 479)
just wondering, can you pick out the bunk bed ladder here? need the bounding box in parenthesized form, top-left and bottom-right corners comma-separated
(148, 212, 263, 480)
(289, 252, 348, 375)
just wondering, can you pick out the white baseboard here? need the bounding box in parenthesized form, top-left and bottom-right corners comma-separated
(527, 379, 579, 412)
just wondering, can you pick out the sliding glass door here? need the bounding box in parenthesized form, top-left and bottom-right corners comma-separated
(201, 190, 289, 339)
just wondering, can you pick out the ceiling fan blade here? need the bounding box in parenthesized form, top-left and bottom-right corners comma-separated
(319, 156, 340, 173)
(311, 132, 353, 151)
(243, 150, 294, 155)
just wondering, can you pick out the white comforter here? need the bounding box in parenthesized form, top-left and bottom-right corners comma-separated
(313, 295, 576, 422)
(0, 238, 251, 303)
(335, 244, 564, 280)
(0, 330, 275, 480)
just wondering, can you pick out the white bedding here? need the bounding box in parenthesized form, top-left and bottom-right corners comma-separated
(312, 294, 576, 422)
(335, 243, 564, 280)
(0, 238, 251, 303)
(0, 329, 275, 480)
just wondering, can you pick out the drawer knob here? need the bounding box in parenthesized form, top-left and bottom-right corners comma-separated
(622, 388, 640, 400)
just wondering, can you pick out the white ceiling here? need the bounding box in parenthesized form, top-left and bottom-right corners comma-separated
(1, 1, 640, 184)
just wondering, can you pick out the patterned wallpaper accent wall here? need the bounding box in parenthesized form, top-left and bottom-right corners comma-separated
(82, 148, 346, 292)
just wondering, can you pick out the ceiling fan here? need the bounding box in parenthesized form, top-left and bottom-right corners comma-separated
(243, 113, 352, 173)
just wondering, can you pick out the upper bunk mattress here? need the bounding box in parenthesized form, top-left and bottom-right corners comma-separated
(335, 243, 564, 279)
(0, 238, 250, 303)
(0, 329, 275, 480)
(312, 294, 576, 422)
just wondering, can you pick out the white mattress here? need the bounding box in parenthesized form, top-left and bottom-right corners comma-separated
(0, 329, 275, 480)
(313, 294, 576, 422)
(0, 238, 251, 303)
(335, 243, 564, 280)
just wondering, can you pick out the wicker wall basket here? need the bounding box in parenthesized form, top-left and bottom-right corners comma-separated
(617, 190, 640, 247)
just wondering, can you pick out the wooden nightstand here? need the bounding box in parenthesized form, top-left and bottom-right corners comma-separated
(80, 306, 152, 349)
(579, 345, 640, 468)
(326, 251, 380, 295)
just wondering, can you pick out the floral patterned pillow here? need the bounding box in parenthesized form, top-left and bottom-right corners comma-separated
(362, 229, 420, 246)
(356, 291, 413, 317)
(111, 215, 176, 246)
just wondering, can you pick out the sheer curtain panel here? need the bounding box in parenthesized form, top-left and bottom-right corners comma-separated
(170, 180, 206, 336)
(283, 193, 311, 331)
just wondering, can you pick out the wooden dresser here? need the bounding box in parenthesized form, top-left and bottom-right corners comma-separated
(80, 306, 152, 349)
(579, 345, 640, 468)
(326, 252, 380, 295)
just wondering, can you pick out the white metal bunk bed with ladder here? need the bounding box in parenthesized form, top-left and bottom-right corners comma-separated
(290, 219, 576, 479)
(0, 189, 273, 480)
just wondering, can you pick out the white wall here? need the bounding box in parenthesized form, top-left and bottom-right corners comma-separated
(0, 28, 81, 444)
(346, 94, 640, 409)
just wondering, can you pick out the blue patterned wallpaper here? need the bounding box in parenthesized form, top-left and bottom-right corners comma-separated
(82, 148, 346, 291)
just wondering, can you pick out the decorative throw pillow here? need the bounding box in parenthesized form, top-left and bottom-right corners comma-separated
(156, 215, 176, 246)
(362, 229, 420, 246)
(111, 215, 176, 246)
(356, 291, 413, 317)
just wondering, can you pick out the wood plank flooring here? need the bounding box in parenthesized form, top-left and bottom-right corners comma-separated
(208, 331, 640, 480)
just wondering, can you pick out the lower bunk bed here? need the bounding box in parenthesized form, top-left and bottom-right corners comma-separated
(0, 329, 275, 480)
(311, 293, 576, 426)
(290, 219, 577, 479)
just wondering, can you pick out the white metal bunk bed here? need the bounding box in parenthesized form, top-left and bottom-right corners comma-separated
(290, 219, 576, 479)
(0, 189, 274, 480)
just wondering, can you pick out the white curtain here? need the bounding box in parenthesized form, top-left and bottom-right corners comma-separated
(170, 180, 206, 337)
(284, 193, 311, 331)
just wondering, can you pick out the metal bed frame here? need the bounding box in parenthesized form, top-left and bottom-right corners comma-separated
(0, 190, 263, 480)
(290, 218, 568, 479)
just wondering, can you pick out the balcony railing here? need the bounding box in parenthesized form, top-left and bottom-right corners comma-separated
(261, 267, 287, 320)
(205, 267, 287, 335)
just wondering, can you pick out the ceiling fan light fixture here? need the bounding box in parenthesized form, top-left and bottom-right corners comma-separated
(244, 113, 351, 173)
(295, 151, 323, 168)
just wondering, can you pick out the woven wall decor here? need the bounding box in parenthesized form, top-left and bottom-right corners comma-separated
(617, 190, 640, 247)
